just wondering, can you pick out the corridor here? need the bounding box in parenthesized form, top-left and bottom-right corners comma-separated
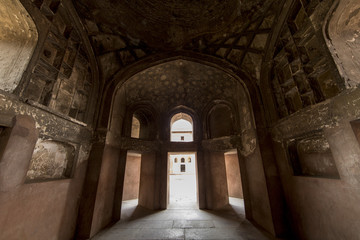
(91, 198, 273, 240)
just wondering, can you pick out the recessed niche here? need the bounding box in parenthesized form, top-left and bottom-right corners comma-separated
(26, 139, 76, 182)
(287, 132, 340, 179)
(350, 120, 360, 146)
(0, 126, 9, 158)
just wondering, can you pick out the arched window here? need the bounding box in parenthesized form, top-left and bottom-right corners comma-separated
(208, 104, 234, 138)
(181, 157, 185, 163)
(130, 108, 156, 140)
(131, 116, 140, 138)
(170, 113, 193, 142)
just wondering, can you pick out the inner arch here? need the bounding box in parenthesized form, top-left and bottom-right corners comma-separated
(171, 113, 193, 142)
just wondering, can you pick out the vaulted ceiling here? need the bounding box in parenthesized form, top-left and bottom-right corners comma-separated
(74, 0, 274, 50)
(73, 0, 280, 86)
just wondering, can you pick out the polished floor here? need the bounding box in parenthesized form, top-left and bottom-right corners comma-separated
(91, 198, 273, 240)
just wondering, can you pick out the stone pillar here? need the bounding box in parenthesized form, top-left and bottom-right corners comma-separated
(112, 150, 128, 221)
(0, 115, 38, 192)
(91, 145, 121, 236)
(157, 149, 168, 209)
(197, 150, 206, 209)
(236, 148, 253, 219)
(204, 150, 229, 209)
(75, 141, 105, 240)
(138, 152, 157, 209)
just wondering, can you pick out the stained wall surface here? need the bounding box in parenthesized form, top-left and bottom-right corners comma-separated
(3, 0, 360, 240)
(327, 0, 360, 87)
(0, 0, 97, 239)
(272, 88, 360, 240)
(225, 153, 243, 198)
(0, 93, 92, 240)
(0, 0, 37, 92)
(122, 154, 141, 201)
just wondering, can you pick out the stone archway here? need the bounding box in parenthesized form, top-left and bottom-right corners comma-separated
(79, 57, 286, 238)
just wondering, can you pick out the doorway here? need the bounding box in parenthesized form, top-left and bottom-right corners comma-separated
(168, 152, 197, 207)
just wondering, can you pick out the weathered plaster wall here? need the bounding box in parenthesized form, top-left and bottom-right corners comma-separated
(0, 0, 97, 239)
(0, 0, 37, 92)
(122, 154, 141, 201)
(272, 88, 360, 240)
(26, 139, 76, 182)
(326, 0, 360, 87)
(225, 153, 243, 198)
(0, 144, 90, 240)
(0, 92, 92, 240)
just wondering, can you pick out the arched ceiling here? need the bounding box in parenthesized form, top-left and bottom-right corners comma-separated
(74, 0, 273, 50)
(74, 0, 280, 88)
(123, 60, 241, 113)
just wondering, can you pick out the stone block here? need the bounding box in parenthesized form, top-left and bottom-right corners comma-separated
(302, 35, 322, 62)
(293, 70, 311, 93)
(250, 34, 268, 50)
(84, 19, 99, 35)
(284, 42, 299, 62)
(227, 49, 244, 66)
(24, 77, 46, 102)
(281, 78, 296, 93)
(215, 48, 227, 58)
(290, 58, 302, 74)
(309, 68, 340, 99)
(301, 91, 316, 106)
(298, 45, 310, 64)
(291, 7, 307, 33)
(260, 14, 275, 29)
(236, 36, 248, 47)
(284, 87, 303, 113)
(53, 90, 73, 115)
(91, 34, 127, 54)
(277, 64, 292, 84)
(119, 50, 136, 66)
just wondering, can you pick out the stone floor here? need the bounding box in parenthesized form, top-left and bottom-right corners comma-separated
(91, 198, 274, 240)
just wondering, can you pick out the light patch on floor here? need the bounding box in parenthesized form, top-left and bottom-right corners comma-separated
(92, 198, 274, 240)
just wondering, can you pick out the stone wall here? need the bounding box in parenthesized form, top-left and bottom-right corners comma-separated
(19, 0, 95, 123)
(272, 87, 360, 239)
(0, 0, 97, 239)
(0, 92, 92, 240)
(225, 152, 243, 198)
(271, 0, 343, 118)
(0, 0, 37, 92)
(122, 154, 141, 201)
(326, 0, 360, 87)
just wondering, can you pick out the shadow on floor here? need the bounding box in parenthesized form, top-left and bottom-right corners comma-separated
(91, 198, 276, 240)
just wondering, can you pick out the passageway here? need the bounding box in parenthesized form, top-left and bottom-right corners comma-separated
(92, 198, 272, 240)
(168, 153, 197, 206)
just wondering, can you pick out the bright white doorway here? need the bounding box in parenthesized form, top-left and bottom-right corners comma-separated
(168, 152, 197, 206)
